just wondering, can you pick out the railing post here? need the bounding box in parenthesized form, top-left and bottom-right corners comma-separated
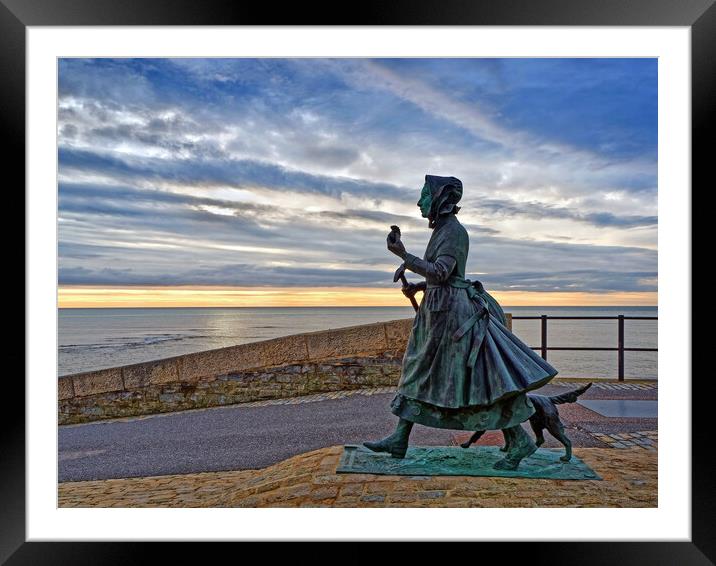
(617, 315, 625, 381)
(540, 315, 548, 361)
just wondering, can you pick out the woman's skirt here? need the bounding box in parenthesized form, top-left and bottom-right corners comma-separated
(392, 285, 557, 431)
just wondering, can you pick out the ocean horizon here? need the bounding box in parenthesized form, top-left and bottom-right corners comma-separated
(58, 305, 657, 379)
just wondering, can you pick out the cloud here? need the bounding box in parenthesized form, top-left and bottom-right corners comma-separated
(57, 58, 658, 297)
(476, 198, 657, 228)
(59, 148, 412, 203)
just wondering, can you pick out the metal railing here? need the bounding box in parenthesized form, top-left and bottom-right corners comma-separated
(511, 315, 657, 381)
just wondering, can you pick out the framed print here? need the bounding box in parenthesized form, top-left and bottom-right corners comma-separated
(6, 0, 711, 562)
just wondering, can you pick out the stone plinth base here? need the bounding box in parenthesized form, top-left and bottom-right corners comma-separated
(337, 445, 601, 480)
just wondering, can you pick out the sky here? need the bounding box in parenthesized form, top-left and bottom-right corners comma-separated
(57, 58, 657, 307)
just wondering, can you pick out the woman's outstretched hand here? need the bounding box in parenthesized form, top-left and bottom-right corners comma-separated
(387, 225, 407, 259)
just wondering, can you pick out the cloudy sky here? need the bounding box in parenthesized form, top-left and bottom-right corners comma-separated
(57, 58, 657, 307)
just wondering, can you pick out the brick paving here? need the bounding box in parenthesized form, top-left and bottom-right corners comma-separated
(58, 444, 656, 508)
(587, 430, 657, 450)
(550, 380, 657, 391)
(237, 386, 396, 407)
(237, 379, 658, 407)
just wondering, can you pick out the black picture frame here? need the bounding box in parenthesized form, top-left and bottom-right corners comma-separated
(6, 0, 709, 562)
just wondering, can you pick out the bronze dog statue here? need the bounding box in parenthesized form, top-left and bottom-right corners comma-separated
(460, 383, 592, 462)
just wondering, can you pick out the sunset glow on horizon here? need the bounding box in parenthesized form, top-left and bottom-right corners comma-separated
(58, 286, 657, 309)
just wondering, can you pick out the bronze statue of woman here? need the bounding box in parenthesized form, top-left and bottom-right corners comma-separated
(364, 175, 558, 470)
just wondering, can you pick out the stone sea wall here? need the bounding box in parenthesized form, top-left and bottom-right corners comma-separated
(59, 314, 512, 425)
(58, 318, 410, 424)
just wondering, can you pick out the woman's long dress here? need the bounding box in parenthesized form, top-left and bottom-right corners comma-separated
(391, 213, 558, 431)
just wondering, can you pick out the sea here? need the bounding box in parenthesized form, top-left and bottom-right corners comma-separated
(58, 306, 658, 379)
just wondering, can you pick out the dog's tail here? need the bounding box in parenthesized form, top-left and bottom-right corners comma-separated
(548, 382, 592, 405)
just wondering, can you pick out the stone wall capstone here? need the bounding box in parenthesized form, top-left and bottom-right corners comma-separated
(59, 318, 413, 424)
(58, 315, 510, 425)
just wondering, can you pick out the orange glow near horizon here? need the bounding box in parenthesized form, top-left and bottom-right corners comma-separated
(58, 286, 657, 308)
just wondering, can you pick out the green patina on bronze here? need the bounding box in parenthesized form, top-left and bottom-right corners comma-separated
(365, 174, 561, 470)
(339, 445, 601, 480)
(392, 176, 558, 431)
(417, 181, 432, 218)
(390, 393, 535, 431)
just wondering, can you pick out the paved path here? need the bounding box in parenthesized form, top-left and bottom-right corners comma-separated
(58, 445, 658, 508)
(60, 389, 452, 482)
(59, 381, 657, 482)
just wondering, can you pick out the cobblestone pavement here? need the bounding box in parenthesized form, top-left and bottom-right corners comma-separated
(550, 380, 657, 391)
(586, 430, 657, 450)
(58, 445, 656, 508)
(237, 386, 397, 407)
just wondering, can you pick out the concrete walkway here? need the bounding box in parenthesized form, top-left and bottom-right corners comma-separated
(59, 380, 657, 483)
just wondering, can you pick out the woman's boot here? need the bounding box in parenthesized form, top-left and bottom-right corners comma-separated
(363, 419, 414, 458)
(493, 424, 537, 470)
